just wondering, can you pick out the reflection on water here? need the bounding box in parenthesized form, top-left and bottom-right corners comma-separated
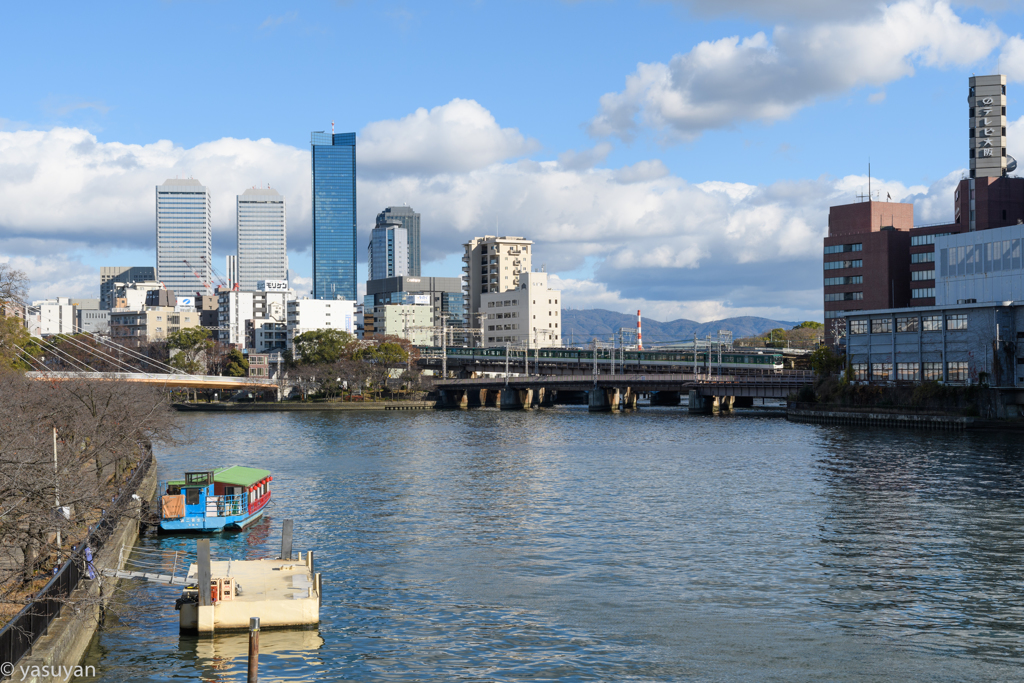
(80, 409, 1024, 681)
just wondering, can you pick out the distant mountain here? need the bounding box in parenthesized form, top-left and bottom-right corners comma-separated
(561, 309, 800, 345)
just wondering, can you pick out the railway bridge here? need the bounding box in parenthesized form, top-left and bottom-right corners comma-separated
(434, 372, 814, 413)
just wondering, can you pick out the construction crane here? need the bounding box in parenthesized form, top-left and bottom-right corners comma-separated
(183, 259, 214, 295)
(203, 257, 236, 291)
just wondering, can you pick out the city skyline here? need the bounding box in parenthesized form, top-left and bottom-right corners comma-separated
(2, 2, 1024, 322)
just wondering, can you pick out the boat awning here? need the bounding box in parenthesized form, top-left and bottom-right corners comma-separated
(213, 466, 272, 488)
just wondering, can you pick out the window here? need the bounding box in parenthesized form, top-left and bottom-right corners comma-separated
(947, 361, 969, 382)
(911, 288, 935, 299)
(911, 233, 950, 246)
(824, 276, 863, 286)
(186, 488, 201, 506)
(922, 362, 943, 381)
(896, 317, 918, 333)
(946, 314, 967, 330)
(922, 315, 942, 331)
(824, 259, 863, 270)
(852, 363, 868, 381)
(824, 292, 863, 301)
(896, 363, 919, 381)
(871, 363, 892, 381)
(911, 252, 935, 263)
(911, 270, 935, 281)
(850, 320, 868, 335)
(871, 318, 892, 334)
(824, 243, 863, 254)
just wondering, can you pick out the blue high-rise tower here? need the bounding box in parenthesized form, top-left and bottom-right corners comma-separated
(311, 131, 357, 300)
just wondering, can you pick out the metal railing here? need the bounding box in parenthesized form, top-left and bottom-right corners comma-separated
(0, 448, 153, 675)
(210, 493, 248, 517)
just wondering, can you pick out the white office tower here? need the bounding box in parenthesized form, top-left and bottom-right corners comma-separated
(368, 220, 409, 281)
(237, 187, 287, 291)
(156, 179, 212, 294)
(226, 255, 238, 290)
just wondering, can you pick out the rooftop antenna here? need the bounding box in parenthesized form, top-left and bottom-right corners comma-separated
(868, 160, 871, 202)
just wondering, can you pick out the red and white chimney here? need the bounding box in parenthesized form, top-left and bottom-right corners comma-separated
(637, 309, 643, 350)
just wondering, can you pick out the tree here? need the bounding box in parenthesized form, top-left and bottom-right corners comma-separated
(356, 341, 409, 399)
(166, 327, 213, 374)
(223, 349, 249, 377)
(809, 345, 845, 376)
(793, 321, 824, 330)
(764, 328, 788, 348)
(291, 329, 356, 366)
(0, 263, 28, 307)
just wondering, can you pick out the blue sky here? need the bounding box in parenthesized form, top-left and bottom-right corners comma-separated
(2, 0, 1023, 322)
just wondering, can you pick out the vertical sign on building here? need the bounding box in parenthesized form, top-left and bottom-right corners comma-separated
(969, 75, 1007, 179)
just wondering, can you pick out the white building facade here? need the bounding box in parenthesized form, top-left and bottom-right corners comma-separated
(371, 304, 433, 345)
(462, 235, 532, 340)
(480, 272, 561, 348)
(156, 179, 212, 294)
(29, 297, 77, 337)
(286, 298, 357, 349)
(237, 187, 288, 291)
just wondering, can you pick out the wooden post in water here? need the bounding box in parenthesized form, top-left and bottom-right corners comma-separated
(197, 539, 212, 607)
(247, 617, 260, 683)
(281, 519, 293, 560)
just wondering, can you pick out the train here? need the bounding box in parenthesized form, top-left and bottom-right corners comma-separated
(419, 346, 785, 374)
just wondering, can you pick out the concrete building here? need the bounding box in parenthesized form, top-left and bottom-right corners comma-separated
(825, 74, 1023, 337)
(112, 281, 166, 311)
(376, 206, 421, 276)
(29, 297, 78, 336)
(216, 282, 291, 347)
(932, 224, 1024, 304)
(462, 235, 532, 337)
(76, 308, 110, 334)
(237, 187, 288, 291)
(370, 304, 433, 345)
(843, 302, 1018, 386)
(156, 179, 212, 295)
(100, 266, 155, 310)
(480, 272, 562, 348)
(286, 298, 357, 350)
(226, 255, 238, 290)
(368, 219, 409, 281)
(365, 276, 465, 333)
(109, 307, 201, 345)
(196, 294, 220, 329)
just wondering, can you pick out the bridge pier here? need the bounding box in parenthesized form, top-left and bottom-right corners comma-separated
(688, 391, 735, 413)
(650, 391, 680, 406)
(439, 388, 469, 409)
(621, 387, 639, 410)
(500, 387, 533, 410)
(589, 387, 620, 412)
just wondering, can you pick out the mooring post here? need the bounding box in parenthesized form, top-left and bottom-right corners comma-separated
(247, 617, 260, 683)
(281, 519, 294, 560)
(197, 539, 212, 607)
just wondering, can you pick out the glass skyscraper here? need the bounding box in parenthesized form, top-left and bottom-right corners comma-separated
(237, 187, 287, 290)
(155, 178, 212, 295)
(368, 219, 409, 281)
(311, 131, 357, 301)
(376, 206, 421, 276)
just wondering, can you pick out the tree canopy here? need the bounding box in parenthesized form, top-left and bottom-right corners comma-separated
(223, 349, 249, 377)
(793, 321, 823, 330)
(167, 327, 213, 374)
(292, 329, 356, 366)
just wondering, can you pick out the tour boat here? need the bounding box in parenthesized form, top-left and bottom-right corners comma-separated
(159, 466, 272, 532)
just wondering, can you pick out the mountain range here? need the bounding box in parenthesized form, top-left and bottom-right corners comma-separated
(561, 309, 801, 345)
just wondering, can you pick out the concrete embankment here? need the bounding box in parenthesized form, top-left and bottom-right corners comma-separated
(16, 462, 159, 683)
(788, 406, 973, 430)
(173, 401, 437, 412)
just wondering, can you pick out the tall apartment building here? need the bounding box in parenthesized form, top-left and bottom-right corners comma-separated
(376, 206, 421, 276)
(100, 266, 155, 310)
(825, 74, 1023, 340)
(311, 131, 357, 301)
(480, 272, 561, 348)
(462, 236, 532, 337)
(237, 187, 287, 291)
(216, 283, 292, 347)
(368, 219, 409, 281)
(156, 179, 212, 295)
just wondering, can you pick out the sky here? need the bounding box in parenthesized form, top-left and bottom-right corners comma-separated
(1, 0, 1023, 323)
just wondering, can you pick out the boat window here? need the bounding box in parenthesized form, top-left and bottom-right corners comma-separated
(186, 488, 201, 505)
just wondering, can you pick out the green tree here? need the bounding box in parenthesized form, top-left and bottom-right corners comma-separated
(291, 329, 356, 366)
(793, 321, 823, 330)
(167, 327, 213, 374)
(356, 342, 409, 399)
(223, 349, 249, 377)
(764, 327, 788, 348)
(809, 345, 845, 376)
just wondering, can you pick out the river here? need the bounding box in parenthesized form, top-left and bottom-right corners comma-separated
(78, 406, 1024, 682)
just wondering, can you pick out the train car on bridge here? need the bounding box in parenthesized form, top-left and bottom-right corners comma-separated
(422, 347, 784, 374)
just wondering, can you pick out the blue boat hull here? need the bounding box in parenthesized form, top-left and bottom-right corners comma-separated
(159, 508, 266, 533)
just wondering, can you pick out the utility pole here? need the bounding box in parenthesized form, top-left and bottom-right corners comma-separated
(53, 427, 61, 551)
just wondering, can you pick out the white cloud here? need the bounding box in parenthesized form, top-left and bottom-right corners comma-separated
(359, 99, 539, 176)
(557, 143, 613, 170)
(1001, 35, 1024, 83)
(1, 253, 96, 301)
(0, 101, 986, 319)
(590, 1, 1001, 141)
(868, 91, 887, 104)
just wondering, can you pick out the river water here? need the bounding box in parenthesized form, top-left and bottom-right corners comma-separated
(78, 407, 1024, 682)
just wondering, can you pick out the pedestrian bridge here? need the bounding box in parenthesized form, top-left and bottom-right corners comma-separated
(25, 371, 281, 391)
(435, 372, 814, 412)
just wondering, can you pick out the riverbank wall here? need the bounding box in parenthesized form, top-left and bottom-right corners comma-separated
(14, 462, 159, 683)
(173, 401, 437, 412)
(787, 404, 973, 430)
